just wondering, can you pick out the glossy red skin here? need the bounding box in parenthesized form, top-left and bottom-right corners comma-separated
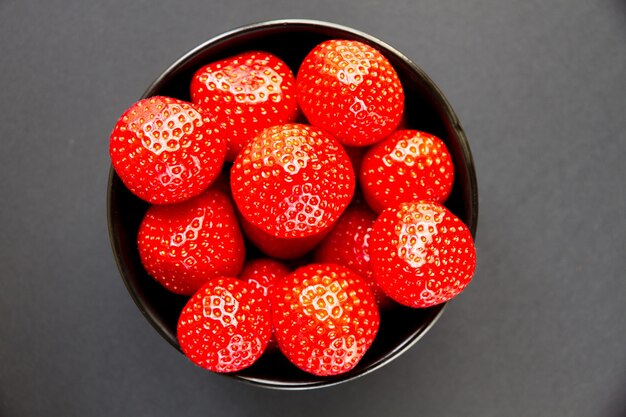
(313, 205, 389, 306)
(239, 215, 329, 260)
(177, 278, 272, 373)
(137, 187, 245, 296)
(240, 258, 291, 351)
(369, 201, 476, 308)
(361, 130, 455, 213)
(343, 144, 369, 178)
(271, 263, 380, 376)
(109, 96, 226, 204)
(191, 51, 298, 161)
(240, 258, 291, 298)
(296, 39, 404, 146)
(231, 123, 355, 239)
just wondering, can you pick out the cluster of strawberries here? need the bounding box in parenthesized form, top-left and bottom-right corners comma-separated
(109, 39, 476, 377)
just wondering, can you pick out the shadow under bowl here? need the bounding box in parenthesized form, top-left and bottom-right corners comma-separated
(107, 19, 478, 390)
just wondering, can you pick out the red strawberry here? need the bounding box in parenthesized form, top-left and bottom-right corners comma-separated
(361, 130, 454, 213)
(137, 187, 245, 295)
(271, 263, 380, 376)
(231, 123, 355, 239)
(191, 51, 298, 161)
(296, 39, 404, 146)
(177, 277, 271, 373)
(313, 205, 388, 305)
(109, 96, 226, 204)
(240, 258, 291, 298)
(369, 201, 476, 308)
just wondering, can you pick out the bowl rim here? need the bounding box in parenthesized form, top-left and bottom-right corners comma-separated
(107, 18, 478, 390)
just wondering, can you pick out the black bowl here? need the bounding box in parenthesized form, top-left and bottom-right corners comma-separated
(107, 19, 478, 389)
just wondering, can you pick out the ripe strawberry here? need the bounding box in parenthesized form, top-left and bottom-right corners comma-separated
(369, 201, 476, 308)
(177, 277, 271, 373)
(313, 205, 388, 305)
(109, 96, 226, 204)
(271, 263, 380, 376)
(296, 39, 404, 146)
(240, 258, 291, 298)
(231, 123, 355, 239)
(361, 130, 454, 213)
(191, 51, 298, 161)
(137, 187, 245, 296)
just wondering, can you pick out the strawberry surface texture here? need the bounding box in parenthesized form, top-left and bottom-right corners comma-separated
(137, 187, 245, 295)
(369, 201, 476, 308)
(296, 39, 404, 146)
(177, 278, 272, 373)
(240, 258, 291, 298)
(361, 129, 454, 212)
(271, 263, 380, 376)
(191, 51, 298, 161)
(231, 123, 355, 239)
(314, 204, 388, 305)
(109, 96, 226, 204)
(240, 258, 291, 350)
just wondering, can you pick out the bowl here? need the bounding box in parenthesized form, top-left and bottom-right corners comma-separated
(107, 19, 478, 389)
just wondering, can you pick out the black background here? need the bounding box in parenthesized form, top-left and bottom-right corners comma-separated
(1, 1, 625, 416)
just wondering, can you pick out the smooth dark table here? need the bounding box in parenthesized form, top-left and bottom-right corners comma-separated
(1, 1, 625, 416)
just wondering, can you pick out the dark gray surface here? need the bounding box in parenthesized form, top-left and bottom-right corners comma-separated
(0, 0, 625, 415)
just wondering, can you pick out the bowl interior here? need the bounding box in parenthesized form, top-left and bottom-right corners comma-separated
(107, 20, 478, 389)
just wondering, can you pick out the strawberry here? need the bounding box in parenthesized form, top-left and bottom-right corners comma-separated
(177, 277, 271, 373)
(109, 96, 226, 204)
(369, 201, 476, 308)
(313, 205, 388, 305)
(230, 123, 355, 240)
(137, 187, 245, 296)
(240, 258, 291, 298)
(191, 51, 298, 161)
(296, 39, 404, 146)
(361, 130, 454, 213)
(271, 263, 380, 376)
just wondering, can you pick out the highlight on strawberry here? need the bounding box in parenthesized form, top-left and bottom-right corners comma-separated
(191, 51, 298, 161)
(109, 96, 226, 204)
(296, 39, 404, 146)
